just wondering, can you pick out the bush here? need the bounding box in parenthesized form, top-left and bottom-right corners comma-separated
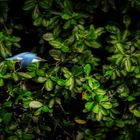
(1, 0, 140, 139)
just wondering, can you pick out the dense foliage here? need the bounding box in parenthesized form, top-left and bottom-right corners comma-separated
(1, 0, 140, 139)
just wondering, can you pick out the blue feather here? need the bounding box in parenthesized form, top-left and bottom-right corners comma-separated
(6, 52, 46, 68)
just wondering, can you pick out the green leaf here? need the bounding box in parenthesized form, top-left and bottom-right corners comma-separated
(127, 96, 135, 101)
(125, 57, 131, 72)
(65, 77, 74, 87)
(29, 101, 43, 109)
(33, 17, 42, 26)
(123, 15, 131, 28)
(3, 101, 12, 107)
(116, 43, 125, 54)
(115, 119, 125, 127)
(37, 77, 46, 83)
(83, 64, 91, 76)
(92, 104, 100, 113)
(12, 72, 19, 81)
(133, 109, 140, 117)
(135, 0, 140, 6)
(23, 0, 35, 11)
(61, 45, 69, 52)
(88, 78, 100, 90)
(2, 112, 12, 125)
(61, 13, 71, 20)
(0, 78, 4, 86)
(104, 69, 113, 77)
(7, 136, 19, 140)
(41, 105, 50, 113)
(95, 89, 106, 95)
(61, 67, 72, 78)
(43, 33, 54, 41)
(45, 79, 53, 91)
(85, 41, 101, 48)
(23, 133, 34, 140)
(57, 79, 66, 86)
(96, 112, 102, 121)
(49, 49, 64, 61)
(101, 102, 112, 109)
(48, 98, 55, 108)
(135, 73, 140, 78)
(85, 102, 94, 111)
(18, 72, 32, 79)
(36, 69, 45, 76)
(49, 40, 62, 49)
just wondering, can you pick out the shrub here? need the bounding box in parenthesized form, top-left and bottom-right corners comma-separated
(1, 0, 140, 139)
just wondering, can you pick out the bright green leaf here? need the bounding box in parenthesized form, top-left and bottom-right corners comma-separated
(45, 79, 53, 91)
(95, 89, 106, 95)
(102, 102, 112, 109)
(29, 101, 43, 109)
(85, 102, 94, 111)
(37, 77, 46, 83)
(43, 33, 54, 41)
(49, 40, 62, 49)
(57, 79, 66, 86)
(83, 64, 91, 76)
(92, 104, 100, 113)
(125, 57, 131, 72)
(18, 72, 32, 79)
(133, 109, 140, 117)
(0, 78, 4, 86)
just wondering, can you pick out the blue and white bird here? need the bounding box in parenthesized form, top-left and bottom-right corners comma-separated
(6, 52, 46, 68)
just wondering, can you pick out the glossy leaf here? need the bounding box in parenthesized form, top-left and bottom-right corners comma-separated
(85, 102, 94, 111)
(92, 104, 100, 113)
(102, 102, 112, 109)
(49, 40, 62, 49)
(133, 109, 140, 117)
(43, 33, 54, 41)
(74, 118, 87, 124)
(45, 79, 53, 91)
(18, 72, 32, 79)
(125, 57, 131, 72)
(83, 64, 91, 76)
(29, 101, 43, 109)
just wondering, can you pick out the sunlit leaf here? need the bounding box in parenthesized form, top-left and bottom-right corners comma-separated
(57, 79, 66, 86)
(125, 57, 131, 72)
(101, 102, 112, 109)
(133, 109, 140, 117)
(49, 40, 62, 49)
(18, 72, 32, 79)
(83, 64, 91, 76)
(29, 101, 43, 109)
(48, 98, 55, 108)
(85, 102, 93, 111)
(45, 79, 53, 91)
(92, 104, 100, 113)
(43, 33, 54, 41)
(95, 89, 106, 95)
(37, 77, 46, 83)
(74, 118, 87, 124)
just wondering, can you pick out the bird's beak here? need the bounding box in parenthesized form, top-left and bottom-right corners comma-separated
(32, 57, 47, 62)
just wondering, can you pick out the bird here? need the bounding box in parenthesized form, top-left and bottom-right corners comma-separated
(6, 52, 46, 68)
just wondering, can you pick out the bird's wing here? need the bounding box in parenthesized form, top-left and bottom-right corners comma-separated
(6, 52, 37, 60)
